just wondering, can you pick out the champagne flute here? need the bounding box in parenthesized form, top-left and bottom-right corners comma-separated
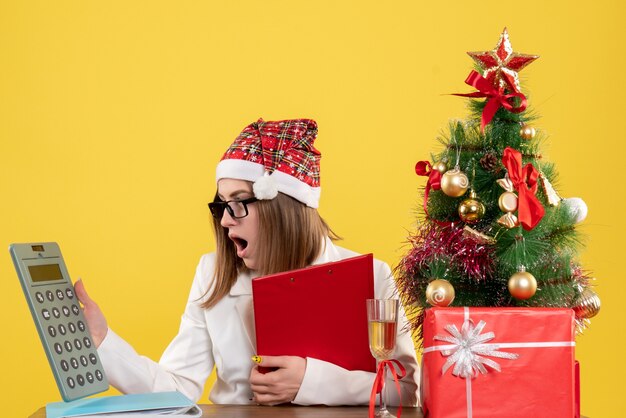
(366, 299, 399, 418)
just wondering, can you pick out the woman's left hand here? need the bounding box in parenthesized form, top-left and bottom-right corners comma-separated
(249, 355, 306, 405)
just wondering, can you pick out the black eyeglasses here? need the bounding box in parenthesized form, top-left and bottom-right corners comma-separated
(208, 197, 259, 219)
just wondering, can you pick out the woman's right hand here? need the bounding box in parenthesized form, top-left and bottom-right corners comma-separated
(74, 279, 109, 348)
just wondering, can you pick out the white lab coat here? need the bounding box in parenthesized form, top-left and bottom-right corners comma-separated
(98, 238, 419, 406)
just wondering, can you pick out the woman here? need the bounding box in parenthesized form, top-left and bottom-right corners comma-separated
(75, 118, 419, 406)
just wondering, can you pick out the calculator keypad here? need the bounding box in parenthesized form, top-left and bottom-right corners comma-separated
(32, 283, 107, 399)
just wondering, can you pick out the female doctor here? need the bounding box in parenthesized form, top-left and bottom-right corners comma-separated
(75, 118, 419, 406)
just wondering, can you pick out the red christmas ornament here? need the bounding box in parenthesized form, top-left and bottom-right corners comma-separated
(467, 28, 539, 92)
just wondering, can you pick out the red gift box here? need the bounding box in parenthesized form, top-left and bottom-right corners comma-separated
(575, 360, 580, 418)
(421, 307, 575, 418)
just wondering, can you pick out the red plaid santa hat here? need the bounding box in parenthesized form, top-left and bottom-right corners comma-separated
(216, 118, 321, 208)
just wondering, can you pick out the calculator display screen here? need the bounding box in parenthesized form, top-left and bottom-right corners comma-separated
(28, 264, 64, 282)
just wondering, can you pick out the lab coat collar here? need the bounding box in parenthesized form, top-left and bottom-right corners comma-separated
(311, 236, 343, 265)
(229, 270, 254, 296)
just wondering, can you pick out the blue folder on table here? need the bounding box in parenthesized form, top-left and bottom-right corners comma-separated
(46, 391, 201, 418)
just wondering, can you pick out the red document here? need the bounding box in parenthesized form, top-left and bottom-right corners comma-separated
(421, 307, 575, 418)
(252, 254, 376, 372)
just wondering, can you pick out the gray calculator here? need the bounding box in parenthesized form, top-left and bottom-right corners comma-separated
(10, 242, 109, 401)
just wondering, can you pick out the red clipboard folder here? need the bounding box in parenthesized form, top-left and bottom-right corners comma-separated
(252, 253, 376, 373)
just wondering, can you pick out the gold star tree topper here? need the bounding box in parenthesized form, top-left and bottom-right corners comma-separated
(467, 28, 539, 92)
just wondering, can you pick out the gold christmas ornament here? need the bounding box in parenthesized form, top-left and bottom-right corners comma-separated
(573, 288, 601, 319)
(498, 213, 519, 228)
(440, 168, 469, 197)
(463, 226, 496, 245)
(539, 172, 562, 207)
(508, 267, 537, 300)
(432, 161, 448, 174)
(498, 191, 518, 212)
(497, 174, 520, 228)
(425, 279, 455, 307)
(520, 124, 536, 140)
(496, 175, 515, 192)
(458, 190, 486, 224)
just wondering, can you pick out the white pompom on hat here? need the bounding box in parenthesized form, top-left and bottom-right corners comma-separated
(216, 118, 321, 208)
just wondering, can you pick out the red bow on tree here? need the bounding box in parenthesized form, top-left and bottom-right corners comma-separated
(415, 161, 442, 216)
(502, 147, 545, 230)
(454, 71, 527, 133)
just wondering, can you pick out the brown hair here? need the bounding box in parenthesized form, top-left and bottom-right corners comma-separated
(201, 192, 338, 309)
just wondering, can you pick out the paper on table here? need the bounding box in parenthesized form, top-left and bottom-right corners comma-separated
(46, 392, 200, 418)
(78, 405, 202, 417)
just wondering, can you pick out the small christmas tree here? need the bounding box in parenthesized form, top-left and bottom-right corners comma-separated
(396, 28, 600, 346)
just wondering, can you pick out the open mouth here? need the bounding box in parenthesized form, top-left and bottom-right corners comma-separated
(233, 237, 248, 249)
(230, 236, 248, 256)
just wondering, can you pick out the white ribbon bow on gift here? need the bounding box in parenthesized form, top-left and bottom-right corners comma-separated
(434, 319, 519, 378)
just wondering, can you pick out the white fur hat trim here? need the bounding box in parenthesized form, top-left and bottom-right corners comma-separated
(216, 159, 321, 208)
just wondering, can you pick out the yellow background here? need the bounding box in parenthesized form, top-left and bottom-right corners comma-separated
(1, 1, 624, 416)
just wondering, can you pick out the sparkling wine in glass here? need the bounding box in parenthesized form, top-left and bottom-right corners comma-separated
(367, 299, 399, 418)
